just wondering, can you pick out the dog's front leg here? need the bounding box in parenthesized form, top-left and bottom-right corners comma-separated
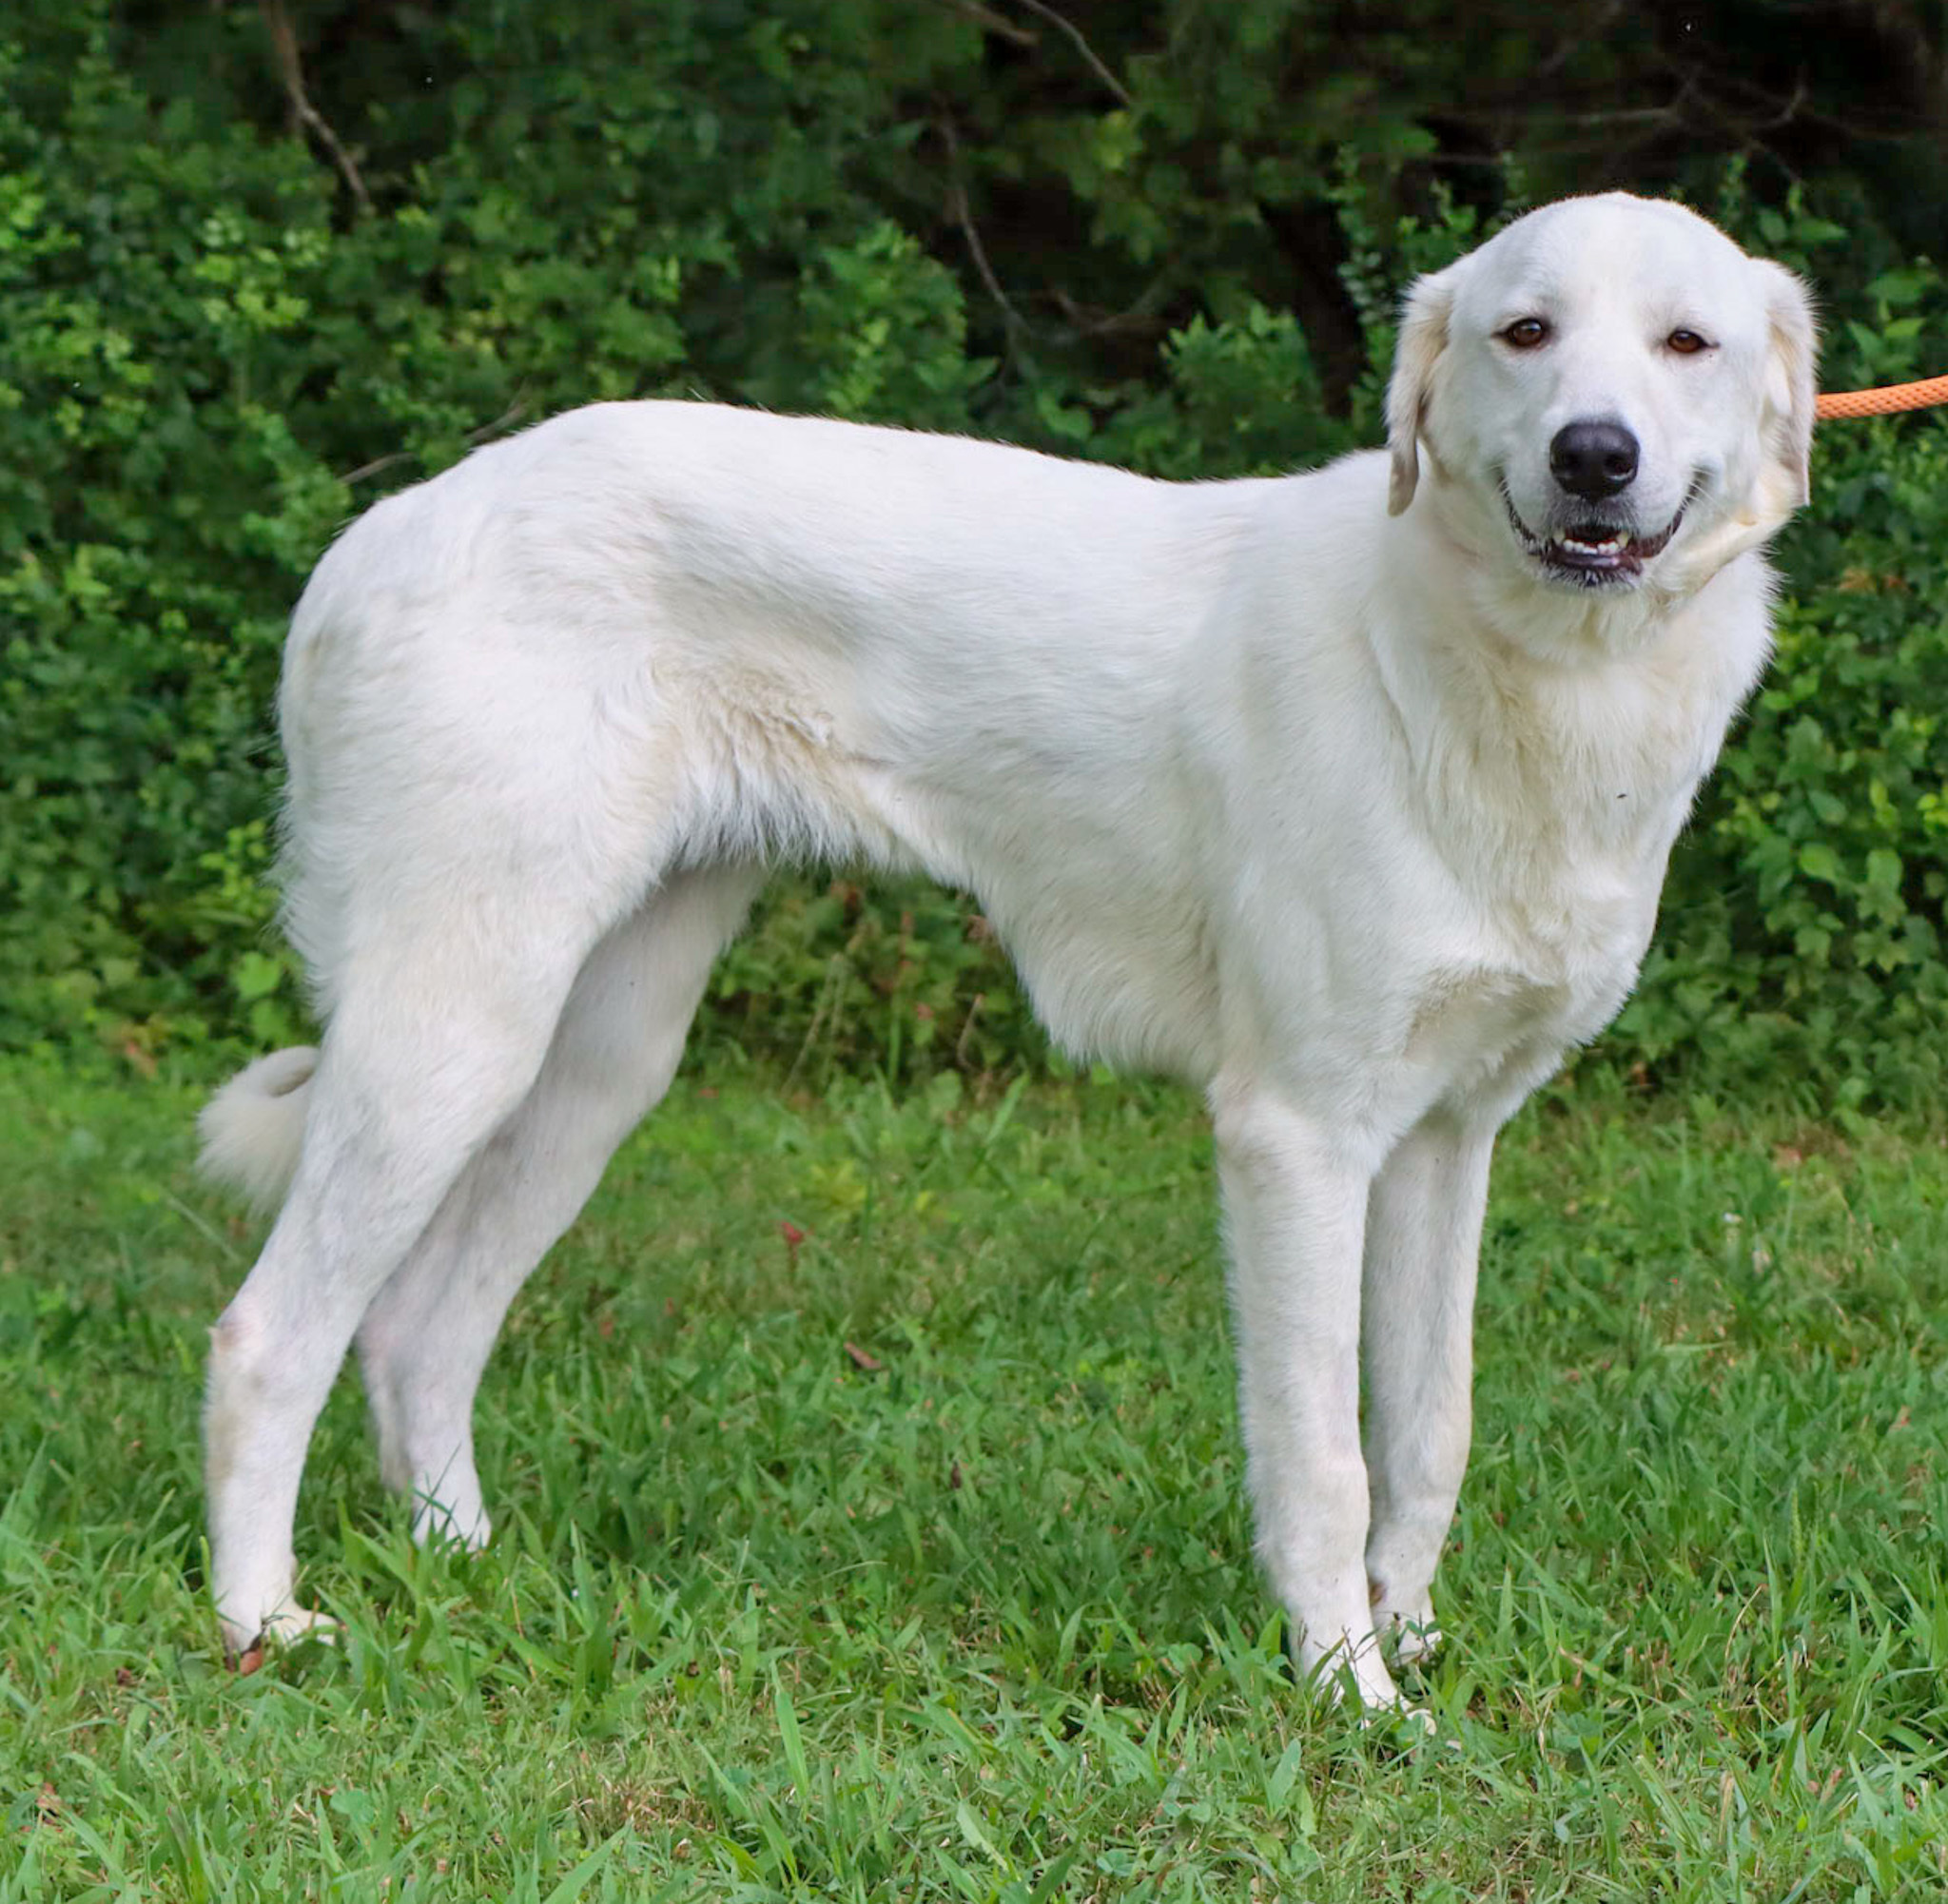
(1359, 1110, 1497, 1668)
(1212, 1082, 1401, 1709)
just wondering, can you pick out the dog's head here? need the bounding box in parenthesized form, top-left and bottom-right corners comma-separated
(1386, 194, 1816, 605)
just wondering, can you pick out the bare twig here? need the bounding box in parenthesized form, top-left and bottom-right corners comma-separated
(934, 0, 1039, 47)
(1011, 0, 1134, 109)
(260, 0, 373, 214)
(939, 119, 1033, 346)
(337, 449, 415, 487)
(1529, 1, 1628, 87)
(1051, 279, 1172, 339)
(948, 181, 1033, 341)
(339, 398, 530, 486)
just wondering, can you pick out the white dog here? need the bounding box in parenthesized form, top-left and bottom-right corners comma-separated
(200, 193, 1814, 1709)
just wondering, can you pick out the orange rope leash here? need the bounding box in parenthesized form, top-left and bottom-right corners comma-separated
(1816, 375, 1948, 420)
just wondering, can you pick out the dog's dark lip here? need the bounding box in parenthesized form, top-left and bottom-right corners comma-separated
(1499, 481, 1687, 587)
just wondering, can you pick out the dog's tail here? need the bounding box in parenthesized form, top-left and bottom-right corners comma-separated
(197, 1046, 320, 1214)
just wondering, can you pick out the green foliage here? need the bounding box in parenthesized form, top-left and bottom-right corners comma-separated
(708, 878, 1043, 1087)
(0, 0, 1015, 1055)
(0, 27, 339, 1057)
(1615, 184, 1948, 1105)
(3, 4, 1947, 1102)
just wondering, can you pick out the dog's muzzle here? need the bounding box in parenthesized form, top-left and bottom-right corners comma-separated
(1500, 481, 1687, 588)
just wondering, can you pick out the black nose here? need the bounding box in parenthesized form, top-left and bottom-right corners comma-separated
(1549, 419, 1639, 500)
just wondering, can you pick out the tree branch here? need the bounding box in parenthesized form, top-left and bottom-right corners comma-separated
(260, 0, 372, 215)
(1010, 0, 1134, 109)
(939, 119, 1034, 348)
(933, 0, 1040, 48)
(338, 399, 529, 486)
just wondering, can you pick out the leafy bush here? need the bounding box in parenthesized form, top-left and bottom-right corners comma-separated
(0, 2, 1010, 1058)
(3, 7, 1945, 1104)
(0, 29, 337, 1058)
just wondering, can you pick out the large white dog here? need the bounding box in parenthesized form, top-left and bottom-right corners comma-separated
(200, 193, 1815, 1709)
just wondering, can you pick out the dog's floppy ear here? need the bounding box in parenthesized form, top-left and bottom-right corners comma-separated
(1386, 270, 1455, 515)
(1754, 258, 1818, 512)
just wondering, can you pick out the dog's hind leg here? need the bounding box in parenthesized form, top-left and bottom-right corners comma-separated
(204, 902, 623, 1657)
(1359, 1109, 1497, 1668)
(353, 865, 761, 1550)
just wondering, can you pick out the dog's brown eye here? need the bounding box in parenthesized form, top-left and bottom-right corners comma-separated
(1666, 328, 1710, 354)
(1501, 318, 1549, 349)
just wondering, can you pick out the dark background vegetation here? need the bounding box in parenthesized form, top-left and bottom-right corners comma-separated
(3, 0, 1946, 1102)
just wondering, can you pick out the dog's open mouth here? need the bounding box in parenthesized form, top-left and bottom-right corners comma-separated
(1502, 491, 1685, 586)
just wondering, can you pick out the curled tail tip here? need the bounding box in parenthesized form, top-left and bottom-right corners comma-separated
(197, 1046, 320, 1214)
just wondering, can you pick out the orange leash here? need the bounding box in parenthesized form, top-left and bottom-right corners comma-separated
(1816, 375, 1948, 420)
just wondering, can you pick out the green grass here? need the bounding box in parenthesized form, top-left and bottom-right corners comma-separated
(4, 1051, 1947, 1899)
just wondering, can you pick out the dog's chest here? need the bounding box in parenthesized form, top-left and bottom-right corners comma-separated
(1394, 651, 1714, 1077)
(1399, 797, 1670, 1097)
(1403, 937, 1633, 1094)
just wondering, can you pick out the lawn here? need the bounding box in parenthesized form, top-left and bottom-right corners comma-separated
(3, 1052, 1946, 1900)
